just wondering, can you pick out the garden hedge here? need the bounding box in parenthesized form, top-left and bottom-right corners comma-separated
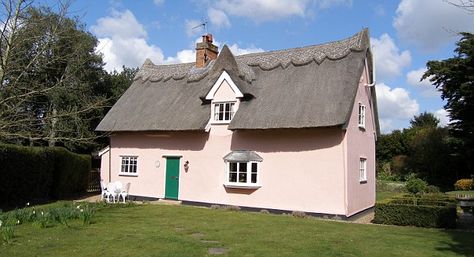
(0, 144, 90, 207)
(373, 196, 457, 228)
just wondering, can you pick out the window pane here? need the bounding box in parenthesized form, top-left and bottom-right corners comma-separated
(219, 111, 224, 120)
(225, 103, 230, 112)
(239, 163, 247, 172)
(229, 162, 237, 172)
(251, 174, 257, 183)
(239, 172, 247, 183)
(252, 163, 258, 172)
(229, 172, 237, 182)
(219, 103, 224, 112)
(225, 111, 230, 120)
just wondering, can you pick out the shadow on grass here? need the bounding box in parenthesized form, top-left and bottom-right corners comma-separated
(436, 215, 474, 257)
(436, 229, 474, 257)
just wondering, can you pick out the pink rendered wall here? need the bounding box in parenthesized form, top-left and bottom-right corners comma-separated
(344, 59, 376, 216)
(109, 128, 346, 214)
(104, 78, 348, 215)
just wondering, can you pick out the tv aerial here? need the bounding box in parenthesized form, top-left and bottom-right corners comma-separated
(192, 20, 208, 33)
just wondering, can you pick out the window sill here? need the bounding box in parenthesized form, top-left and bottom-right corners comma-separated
(223, 183, 261, 189)
(119, 173, 138, 177)
(212, 121, 231, 125)
(358, 125, 366, 130)
(359, 180, 367, 184)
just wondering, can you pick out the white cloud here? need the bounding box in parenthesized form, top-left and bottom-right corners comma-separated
(164, 42, 264, 64)
(92, 9, 164, 72)
(434, 108, 449, 127)
(406, 67, 439, 97)
(214, 0, 310, 22)
(371, 33, 411, 81)
(208, 7, 231, 28)
(91, 10, 147, 39)
(393, 0, 474, 51)
(376, 83, 419, 133)
(165, 49, 195, 64)
(228, 44, 264, 55)
(153, 0, 164, 6)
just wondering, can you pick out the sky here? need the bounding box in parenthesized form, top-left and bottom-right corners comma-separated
(62, 0, 474, 133)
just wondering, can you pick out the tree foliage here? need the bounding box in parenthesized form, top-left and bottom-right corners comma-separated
(409, 112, 439, 129)
(0, 0, 107, 151)
(0, 1, 137, 152)
(376, 112, 457, 188)
(423, 32, 474, 174)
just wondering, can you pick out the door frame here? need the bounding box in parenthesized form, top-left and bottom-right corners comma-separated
(163, 155, 182, 200)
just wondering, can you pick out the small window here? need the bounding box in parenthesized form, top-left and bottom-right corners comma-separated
(359, 158, 367, 182)
(214, 102, 235, 122)
(358, 103, 366, 129)
(120, 156, 138, 175)
(226, 161, 259, 185)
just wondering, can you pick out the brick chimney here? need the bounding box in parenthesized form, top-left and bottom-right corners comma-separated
(196, 34, 218, 68)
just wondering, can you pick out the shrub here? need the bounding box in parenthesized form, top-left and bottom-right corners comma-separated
(405, 175, 428, 195)
(0, 144, 90, 206)
(454, 179, 474, 191)
(377, 169, 402, 182)
(292, 211, 306, 218)
(424, 185, 441, 193)
(373, 196, 457, 228)
(223, 205, 241, 211)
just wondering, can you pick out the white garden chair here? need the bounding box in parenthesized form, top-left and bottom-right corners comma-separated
(100, 180, 108, 201)
(118, 182, 131, 203)
(105, 182, 118, 203)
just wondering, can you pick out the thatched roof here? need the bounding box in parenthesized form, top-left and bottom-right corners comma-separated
(96, 28, 378, 133)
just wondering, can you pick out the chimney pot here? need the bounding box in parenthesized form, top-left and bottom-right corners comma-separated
(196, 34, 218, 68)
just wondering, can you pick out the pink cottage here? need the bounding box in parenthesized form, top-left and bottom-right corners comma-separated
(96, 29, 379, 219)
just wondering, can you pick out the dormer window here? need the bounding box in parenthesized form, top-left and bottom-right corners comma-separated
(214, 102, 235, 122)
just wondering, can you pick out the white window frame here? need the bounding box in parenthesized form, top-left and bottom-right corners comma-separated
(119, 156, 138, 176)
(212, 101, 236, 123)
(358, 103, 366, 129)
(224, 161, 261, 189)
(359, 157, 367, 182)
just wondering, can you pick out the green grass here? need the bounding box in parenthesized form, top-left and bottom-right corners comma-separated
(376, 191, 403, 202)
(1, 203, 473, 257)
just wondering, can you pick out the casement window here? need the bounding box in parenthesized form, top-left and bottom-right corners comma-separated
(358, 103, 366, 128)
(359, 158, 367, 182)
(213, 102, 235, 122)
(120, 156, 138, 175)
(223, 150, 262, 189)
(228, 162, 259, 184)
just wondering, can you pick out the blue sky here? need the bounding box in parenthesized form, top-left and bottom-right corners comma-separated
(65, 0, 474, 133)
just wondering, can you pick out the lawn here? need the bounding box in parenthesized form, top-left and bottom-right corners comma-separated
(1, 203, 473, 257)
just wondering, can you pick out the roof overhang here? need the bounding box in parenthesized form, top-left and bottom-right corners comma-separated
(223, 150, 263, 162)
(205, 71, 244, 100)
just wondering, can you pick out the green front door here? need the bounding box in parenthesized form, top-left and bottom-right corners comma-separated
(165, 157, 180, 199)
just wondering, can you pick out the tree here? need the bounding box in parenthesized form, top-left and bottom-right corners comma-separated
(409, 112, 439, 129)
(423, 33, 474, 175)
(447, 0, 474, 13)
(0, 0, 108, 152)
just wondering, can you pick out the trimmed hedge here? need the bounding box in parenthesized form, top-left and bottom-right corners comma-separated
(0, 144, 90, 206)
(373, 195, 457, 228)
